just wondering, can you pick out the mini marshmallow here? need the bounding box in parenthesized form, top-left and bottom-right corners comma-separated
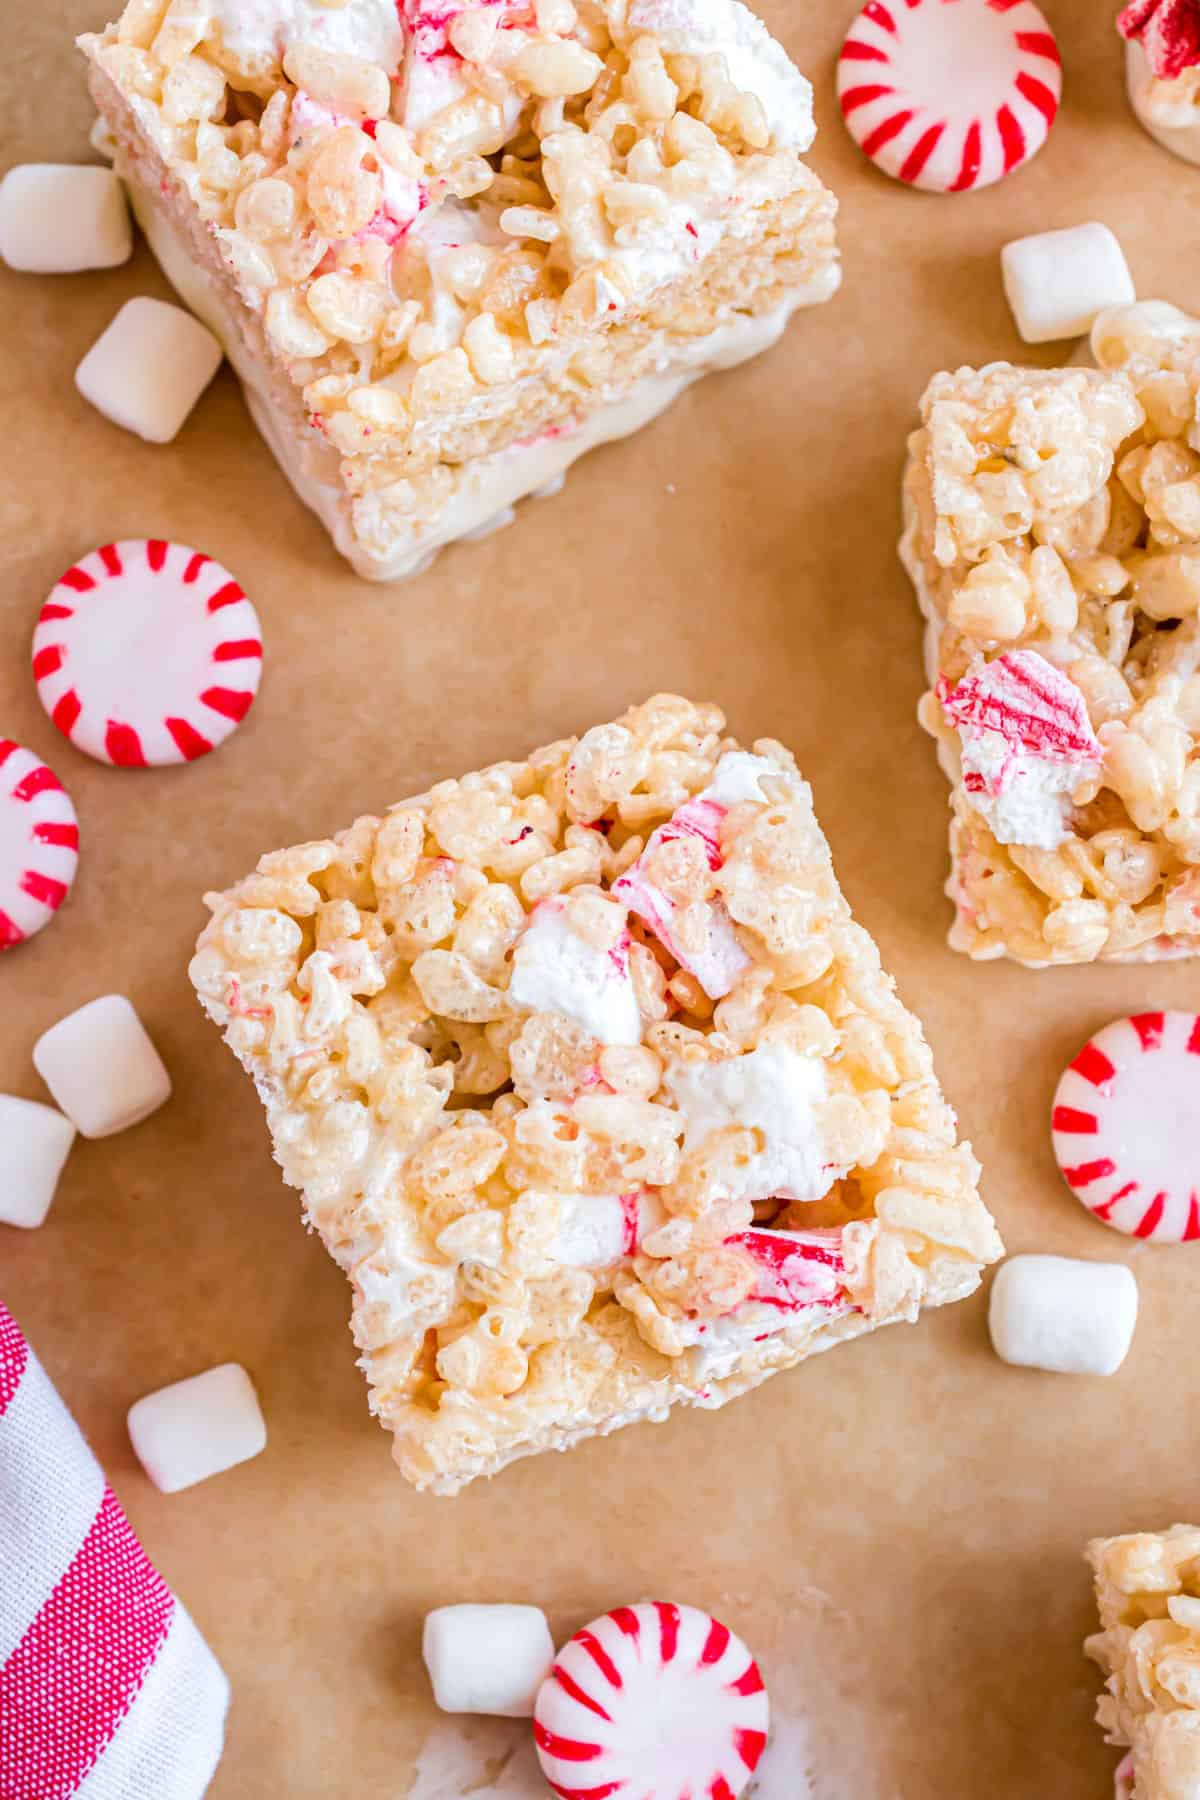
(0, 1095, 76, 1230)
(1001, 223, 1136, 344)
(127, 1363, 267, 1493)
(75, 297, 223, 444)
(0, 163, 132, 274)
(422, 1604, 555, 1717)
(988, 1254, 1138, 1376)
(33, 994, 171, 1138)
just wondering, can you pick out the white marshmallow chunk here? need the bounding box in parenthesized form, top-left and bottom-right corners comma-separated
(127, 1363, 267, 1493)
(422, 1604, 555, 1717)
(666, 1041, 837, 1204)
(1001, 223, 1136, 345)
(75, 296, 224, 444)
(508, 899, 641, 1045)
(33, 994, 171, 1138)
(0, 1095, 76, 1230)
(0, 163, 132, 274)
(988, 1254, 1138, 1376)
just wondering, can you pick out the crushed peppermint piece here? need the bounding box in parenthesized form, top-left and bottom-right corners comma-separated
(1119, 0, 1200, 79)
(613, 751, 782, 998)
(939, 651, 1101, 850)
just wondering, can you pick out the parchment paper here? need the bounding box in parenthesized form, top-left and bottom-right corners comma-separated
(3, 5, 1198, 1794)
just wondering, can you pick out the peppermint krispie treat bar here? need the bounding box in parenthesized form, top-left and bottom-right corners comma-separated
(189, 695, 1001, 1493)
(901, 300, 1200, 966)
(1087, 1525, 1200, 1799)
(80, 0, 839, 581)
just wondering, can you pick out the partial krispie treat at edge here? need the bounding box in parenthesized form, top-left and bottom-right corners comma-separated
(900, 299, 1200, 966)
(80, 0, 840, 582)
(189, 695, 1001, 1493)
(1087, 1525, 1200, 1800)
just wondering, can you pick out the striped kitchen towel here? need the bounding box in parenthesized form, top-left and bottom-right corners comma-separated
(0, 1299, 229, 1799)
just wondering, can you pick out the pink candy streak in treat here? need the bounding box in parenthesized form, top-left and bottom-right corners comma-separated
(1119, 0, 1200, 78)
(613, 794, 750, 1001)
(1052, 1011, 1200, 1243)
(1114, 1752, 1136, 1800)
(534, 1601, 768, 1800)
(398, 0, 533, 57)
(726, 1226, 849, 1314)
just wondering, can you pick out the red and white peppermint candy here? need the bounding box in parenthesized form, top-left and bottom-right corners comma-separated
(837, 0, 1062, 192)
(0, 741, 78, 952)
(1052, 1013, 1200, 1241)
(33, 541, 262, 768)
(534, 1602, 769, 1800)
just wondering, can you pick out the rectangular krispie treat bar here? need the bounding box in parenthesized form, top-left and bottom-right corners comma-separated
(80, 0, 839, 581)
(189, 694, 1001, 1493)
(900, 299, 1200, 966)
(1087, 1524, 1200, 1799)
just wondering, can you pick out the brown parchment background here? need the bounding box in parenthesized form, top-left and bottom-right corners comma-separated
(3, 4, 1199, 1794)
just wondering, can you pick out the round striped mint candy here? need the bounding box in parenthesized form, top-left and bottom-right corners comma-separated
(1052, 1013, 1200, 1242)
(533, 1602, 769, 1800)
(0, 741, 78, 952)
(837, 0, 1062, 192)
(33, 541, 262, 768)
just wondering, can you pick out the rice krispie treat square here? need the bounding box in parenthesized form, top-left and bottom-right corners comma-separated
(190, 695, 1001, 1494)
(80, 0, 839, 582)
(1087, 1524, 1200, 1799)
(900, 300, 1200, 967)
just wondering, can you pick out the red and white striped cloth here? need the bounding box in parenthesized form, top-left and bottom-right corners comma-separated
(0, 1300, 229, 1799)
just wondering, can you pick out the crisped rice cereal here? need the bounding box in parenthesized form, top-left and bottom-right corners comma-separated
(1088, 1524, 1200, 1800)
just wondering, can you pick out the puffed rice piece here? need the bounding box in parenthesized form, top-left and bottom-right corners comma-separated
(79, 0, 841, 582)
(190, 694, 1001, 1494)
(1087, 1524, 1200, 1800)
(900, 299, 1200, 966)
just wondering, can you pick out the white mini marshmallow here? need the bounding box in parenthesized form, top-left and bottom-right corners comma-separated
(988, 1254, 1138, 1376)
(422, 1604, 555, 1717)
(76, 297, 224, 444)
(1001, 222, 1136, 344)
(0, 163, 132, 274)
(33, 994, 171, 1138)
(127, 1363, 267, 1493)
(0, 1095, 76, 1230)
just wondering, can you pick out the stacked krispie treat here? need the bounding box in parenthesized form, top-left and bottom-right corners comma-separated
(81, 0, 840, 579)
(1088, 1525, 1200, 1799)
(901, 300, 1200, 966)
(190, 695, 1001, 1493)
